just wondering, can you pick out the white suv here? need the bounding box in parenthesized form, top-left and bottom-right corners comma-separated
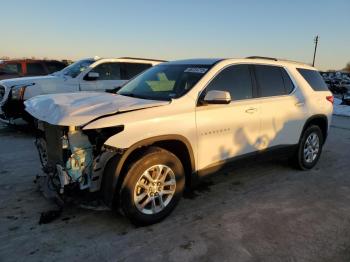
(0, 57, 164, 123)
(25, 57, 333, 225)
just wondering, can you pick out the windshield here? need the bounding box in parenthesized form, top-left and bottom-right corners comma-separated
(117, 64, 211, 101)
(60, 59, 94, 78)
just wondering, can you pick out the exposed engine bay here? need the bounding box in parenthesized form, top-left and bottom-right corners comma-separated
(35, 121, 123, 203)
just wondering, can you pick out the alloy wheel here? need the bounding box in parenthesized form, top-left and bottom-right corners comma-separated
(133, 164, 176, 215)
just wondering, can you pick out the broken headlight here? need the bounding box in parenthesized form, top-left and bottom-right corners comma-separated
(11, 86, 27, 100)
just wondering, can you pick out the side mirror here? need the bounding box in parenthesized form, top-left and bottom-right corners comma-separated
(203, 90, 231, 104)
(85, 72, 100, 81)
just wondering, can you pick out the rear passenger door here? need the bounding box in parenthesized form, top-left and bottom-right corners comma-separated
(253, 64, 306, 149)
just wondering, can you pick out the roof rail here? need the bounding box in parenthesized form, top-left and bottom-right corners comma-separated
(246, 56, 278, 61)
(118, 57, 167, 62)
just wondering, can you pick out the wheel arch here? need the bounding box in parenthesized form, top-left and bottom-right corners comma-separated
(300, 114, 328, 144)
(102, 135, 196, 207)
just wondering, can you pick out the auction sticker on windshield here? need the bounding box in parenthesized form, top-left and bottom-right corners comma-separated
(184, 68, 208, 74)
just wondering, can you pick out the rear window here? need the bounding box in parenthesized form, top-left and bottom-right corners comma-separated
(297, 68, 328, 91)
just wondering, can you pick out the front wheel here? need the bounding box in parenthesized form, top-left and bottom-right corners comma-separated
(35, 136, 49, 170)
(121, 147, 185, 226)
(291, 125, 324, 170)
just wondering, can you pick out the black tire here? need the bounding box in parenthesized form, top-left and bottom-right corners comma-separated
(291, 125, 324, 170)
(121, 147, 185, 226)
(35, 136, 49, 170)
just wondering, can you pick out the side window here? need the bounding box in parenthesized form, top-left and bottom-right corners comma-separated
(91, 63, 121, 80)
(121, 63, 152, 80)
(297, 68, 328, 91)
(45, 62, 66, 73)
(4, 63, 22, 74)
(281, 69, 295, 94)
(254, 65, 286, 97)
(26, 63, 46, 75)
(205, 64, 253, 101)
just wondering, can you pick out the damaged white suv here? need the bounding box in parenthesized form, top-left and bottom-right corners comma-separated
(25, 57, 333, 225)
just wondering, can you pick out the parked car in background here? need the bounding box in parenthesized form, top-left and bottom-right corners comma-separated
(321, 71, 350, 95)
(340, 80, 350, 91)
(341, 80, 350, 104)
(25, 57, 333, 225)
(0, 59, 67, 80)
(0, 57, 165, 123)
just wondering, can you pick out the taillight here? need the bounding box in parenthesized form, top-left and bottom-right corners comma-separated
(326, 95, 334, 104)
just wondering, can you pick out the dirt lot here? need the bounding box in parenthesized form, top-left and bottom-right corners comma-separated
(1, 116, 350, 262)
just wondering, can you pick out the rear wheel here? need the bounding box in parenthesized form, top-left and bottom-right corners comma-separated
(121, 147, 185, 226)
(291, 125, 323, 170)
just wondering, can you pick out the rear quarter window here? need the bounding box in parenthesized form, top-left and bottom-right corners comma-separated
(297, 68, 329, 91)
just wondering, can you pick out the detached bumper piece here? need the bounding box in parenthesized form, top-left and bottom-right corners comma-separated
(34, 173, 65, 208)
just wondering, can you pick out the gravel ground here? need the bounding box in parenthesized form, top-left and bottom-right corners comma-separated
(1, 116, 350, 262)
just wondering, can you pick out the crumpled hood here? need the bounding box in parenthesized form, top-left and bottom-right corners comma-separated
(24, 92, 169, 126)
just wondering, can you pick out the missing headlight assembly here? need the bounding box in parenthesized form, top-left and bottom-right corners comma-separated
(35, 122, 124, 199)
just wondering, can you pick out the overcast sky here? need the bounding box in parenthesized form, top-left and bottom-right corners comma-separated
(1, 0, 349, 70)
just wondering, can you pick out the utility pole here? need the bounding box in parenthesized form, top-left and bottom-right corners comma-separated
(312, 35, 319, 67)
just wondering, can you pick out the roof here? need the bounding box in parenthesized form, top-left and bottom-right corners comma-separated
(163, 58, 223, 65)
(118, 57, 167, 62)
(161, 57, 313, 69)
(0, 59, 65, 63)
(94, 57, 165, 65)
(244, 56, 313, 68)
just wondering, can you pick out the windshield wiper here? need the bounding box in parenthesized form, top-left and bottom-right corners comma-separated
(119, 92, 137, 98)
(106, 86, 122, 94)
(119, 92, 157, 100)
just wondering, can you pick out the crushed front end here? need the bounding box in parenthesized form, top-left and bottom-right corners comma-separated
(35, 121, 123, 206)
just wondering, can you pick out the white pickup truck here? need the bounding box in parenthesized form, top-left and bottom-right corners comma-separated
(0, 57, 164, 123)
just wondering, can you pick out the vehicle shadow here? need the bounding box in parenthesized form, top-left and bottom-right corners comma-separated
(0, 122, 37, 137)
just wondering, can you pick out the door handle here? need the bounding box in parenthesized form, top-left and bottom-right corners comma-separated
(295, 102, 305, 107)
(245, 107, 257, 114)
